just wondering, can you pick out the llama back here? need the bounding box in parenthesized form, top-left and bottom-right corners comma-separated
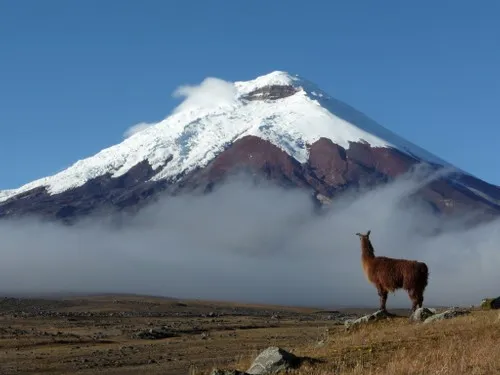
(370, 257, 406, 291)
(402, 260, 428, 291)
(374, 257, 428, 292)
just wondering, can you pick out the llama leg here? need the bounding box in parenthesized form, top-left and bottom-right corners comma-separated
(417, 292, 424, 309)
(408, 289, 419, 312)
(378, 289, 388, 311)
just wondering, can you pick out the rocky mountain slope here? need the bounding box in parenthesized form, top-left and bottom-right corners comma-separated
(1, 71, 499, 222)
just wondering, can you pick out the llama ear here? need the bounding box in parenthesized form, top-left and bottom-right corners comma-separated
(355, 232, 362, 237)
(366, 230, 371, 236)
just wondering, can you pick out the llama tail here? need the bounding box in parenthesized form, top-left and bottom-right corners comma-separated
(418, 262, 429, 289)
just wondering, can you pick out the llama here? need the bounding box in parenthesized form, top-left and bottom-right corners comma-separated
(355, 230, 429, 313)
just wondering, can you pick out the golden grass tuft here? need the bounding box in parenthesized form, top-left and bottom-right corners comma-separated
(214, 310, 500, 375)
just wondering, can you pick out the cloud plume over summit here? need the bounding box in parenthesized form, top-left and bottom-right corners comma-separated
(122, 77, 237, 139)
(123, 121, 155, 138)
(172, 77, 237, 114)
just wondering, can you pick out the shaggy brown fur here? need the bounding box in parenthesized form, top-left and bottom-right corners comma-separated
(356, 230, 429, 312)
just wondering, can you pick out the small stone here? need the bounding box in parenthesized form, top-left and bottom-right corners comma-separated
(409, 307, 435, 322)
(423, 308, 470, 324)
(344, 309, 392, 329)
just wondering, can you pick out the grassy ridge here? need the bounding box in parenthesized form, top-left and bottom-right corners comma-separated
(225, 309, 500, 375)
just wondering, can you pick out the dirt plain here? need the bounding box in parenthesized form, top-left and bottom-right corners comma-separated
(0, 294, 376, 375)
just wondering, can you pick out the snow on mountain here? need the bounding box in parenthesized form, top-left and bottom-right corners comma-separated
(0, 71, 452, 203)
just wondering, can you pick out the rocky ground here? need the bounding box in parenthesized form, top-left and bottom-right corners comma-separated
(0, 295, 496, 375)
(0, 294, 370, 374)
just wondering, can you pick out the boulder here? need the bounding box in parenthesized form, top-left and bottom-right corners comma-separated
(423, 308, 470, 324)
(344, 309, 392, 329)
(246, 346, 300, 374)
(409, 307, 436, 322)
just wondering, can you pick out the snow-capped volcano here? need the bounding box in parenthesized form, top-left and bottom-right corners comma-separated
(1, 71, 499, 221)
(0, 71, 447, 201)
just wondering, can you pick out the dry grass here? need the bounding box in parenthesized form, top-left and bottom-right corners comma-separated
(226, 310, 500, 375)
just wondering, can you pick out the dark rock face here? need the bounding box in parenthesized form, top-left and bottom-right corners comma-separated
(0, 159, 171, 222)
(188, 135, 313, 190)
(307, 138, 349, 187)
(242, 85, 299, 101)
(1, 135, 500, 223)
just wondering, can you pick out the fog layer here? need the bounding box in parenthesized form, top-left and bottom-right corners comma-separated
(1, 166, 499, 309)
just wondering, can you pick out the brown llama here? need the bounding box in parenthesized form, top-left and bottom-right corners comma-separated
(355, 230, 429, 313)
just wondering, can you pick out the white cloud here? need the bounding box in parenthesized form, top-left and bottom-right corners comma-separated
(171, 77, 237, 114)
(122, 77, 237, 139)
(123, 122, 154, 139)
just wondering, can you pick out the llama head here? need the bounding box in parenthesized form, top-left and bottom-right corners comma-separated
(355, 230, 371, 239)
(356, 230, 374, 256)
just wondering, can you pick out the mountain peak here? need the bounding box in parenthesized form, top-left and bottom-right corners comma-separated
(2, 70, 500, 222)
(0, 71, 460, 207)
(235, 70, 300, 93)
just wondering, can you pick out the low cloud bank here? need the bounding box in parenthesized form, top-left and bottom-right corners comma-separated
(1, 166, 499, 309)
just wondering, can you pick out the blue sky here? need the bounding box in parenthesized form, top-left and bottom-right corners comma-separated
(1, 0, 499, 189)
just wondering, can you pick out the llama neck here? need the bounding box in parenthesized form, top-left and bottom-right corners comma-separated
(361, 238, 375, 259)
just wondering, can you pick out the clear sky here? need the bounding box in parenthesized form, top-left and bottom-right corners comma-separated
(1, 0, 499, 189)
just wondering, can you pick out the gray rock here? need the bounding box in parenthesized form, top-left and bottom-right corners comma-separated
(344, 309, 391, 329)
(423, 308, 470, 324)
(315, 193, 332, 206)
(243, 85, 298, 101)
(409, 307, 436, 322)
(246, 346, 300, 374)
